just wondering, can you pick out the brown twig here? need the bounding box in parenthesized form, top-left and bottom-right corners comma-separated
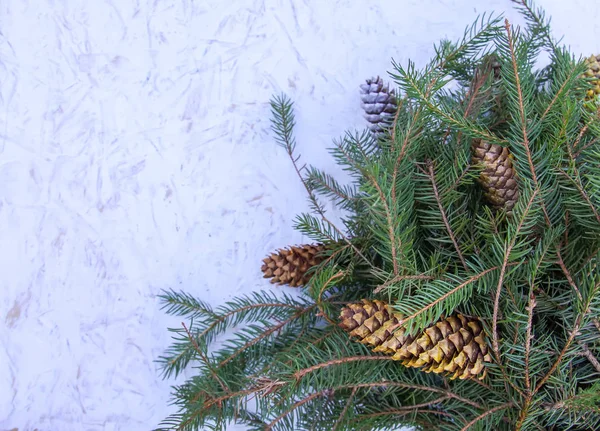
(182, 322, 230, 394)
(361, 407, 453, 419)
(395, 264, 515, 330)
(282, 135, 373, 269)
(573, 137, 599, 158)
(460, 402, 514, 431)
(492, 189, 539, 358)
(558, 170, 600, 225)
(218, 306, 315, 367)
(266, 391, 326, 430)
(578, 342, 600, 373)
(294, 356, 394, 380)
(504, 19, 550, 226)
(332, 387, 357, 431)
(556, 244, 583, 302)
(427, 161, 468, 270)
(373, 274, 436, 294)
(335, 141, 403, 275)
(524, 293, 536, 394)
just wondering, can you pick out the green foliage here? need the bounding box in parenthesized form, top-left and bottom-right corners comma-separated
(158, 1, 600, 430)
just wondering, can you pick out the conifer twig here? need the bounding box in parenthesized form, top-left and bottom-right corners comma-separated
(557, 245, 583, 302)
(524, 293, 536, 393)
(335, 141, 403, 275)
(373, 274, 436, 294)
(332, 387, 357, 431)
(294, 356, 394, 380)
(492, 189, 539, 358)
(266, 391, 327, 430)
(460, 402, 514, 431)
(426, 161, 468, 270)
(181, 322, 230, 395)
(504, 19, 550, 226)
(578, 342, 600, 373)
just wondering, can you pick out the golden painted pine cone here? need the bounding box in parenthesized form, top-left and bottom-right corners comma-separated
(471, 139, 519, 212)
(261, 244, 326, 287)
(339, 299, 492, 380)
(360, 76, 398, 134)
(584, 54, 600, 101)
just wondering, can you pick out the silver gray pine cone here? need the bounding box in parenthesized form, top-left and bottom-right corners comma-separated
(360, 76, 398, 134)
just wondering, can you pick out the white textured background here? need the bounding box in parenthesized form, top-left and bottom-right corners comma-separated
(0, 1, 599, 430)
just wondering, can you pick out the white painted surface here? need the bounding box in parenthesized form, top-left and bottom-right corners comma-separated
(0, 1, 598, 430)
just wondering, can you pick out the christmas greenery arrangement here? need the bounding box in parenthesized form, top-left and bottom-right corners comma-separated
(157, 1, 600, 430)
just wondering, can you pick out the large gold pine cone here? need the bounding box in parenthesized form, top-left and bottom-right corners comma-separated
(584, 54, 600, 101)
(261, 244, 326, 287)
(471, 139, 519, 212)
(339, 300, 492, 380)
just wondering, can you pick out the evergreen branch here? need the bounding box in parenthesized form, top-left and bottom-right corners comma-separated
(373, 274, 436, 294)
(331, 387, 357, 431)
(362, 408, 453, 419)
(270, 95, 373, 269)
(539, 61, 581, 124)
(460, 402, 514, 431)
(492, 189, 539, 359)
(395, 265, 506, 330)
(557, 244, 583, 302)
(559, 170, 600, 225)
(426, 161, 468, 270)
(510, 0, 556, 51)
(504, 19, 548, 225)
(334, 140, 404, 275)
(579, 342, 600, 374)
(524, 293, 536, 394)
(218, 306, 315, 368)
(181, 322, 230, 395)
(350, 382, 483, 410)
(265, 390, 327, 430)
(535, 277, 600, 392)
(294, 356, 394, 380)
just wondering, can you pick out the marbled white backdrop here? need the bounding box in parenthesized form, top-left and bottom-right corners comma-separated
(0, 0, 598, 430)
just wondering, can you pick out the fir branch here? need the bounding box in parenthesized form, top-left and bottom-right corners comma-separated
(373, 274, 436, 294)
(265, 390, 327, 430)
(334, 139, 405, 275)
(331, 387, 357, 431)
(559, 170, 600, 225)
(524, 293, 536, 394)
(503, 19, 549, 224)
(557, 244, 583, 302)
(270, 95, 372, 268)
(294, 356, 394, 380)
(394, 265, 512, 332)
(181, 322, 230, 394)
(460, 402, 514, 431)
(426, 160, 468, 270)
(492, 188, 539, 359)
(218, 305, 316, 368)
(510, 0, 556, 51)
(579, 342, 600, 374)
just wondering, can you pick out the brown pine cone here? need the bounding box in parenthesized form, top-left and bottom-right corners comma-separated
(261, 244, 326, 287)
(340, 299, 492, 380)
(471, 139, 519, 212)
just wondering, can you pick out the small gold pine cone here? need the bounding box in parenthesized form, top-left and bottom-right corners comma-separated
(261, 244, 326, 287)
(471, 139, 519, 212)
(584, 54, 600, 101)
(339, 300, 492, 380)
